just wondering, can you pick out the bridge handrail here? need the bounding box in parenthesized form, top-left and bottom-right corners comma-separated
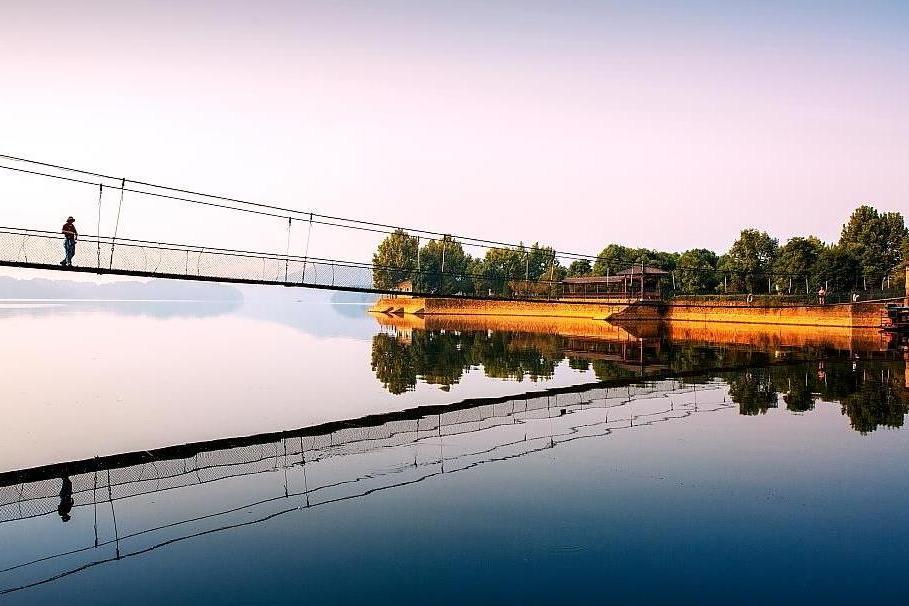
(0, 226, 375, 267)
(0, 225, 568, 289)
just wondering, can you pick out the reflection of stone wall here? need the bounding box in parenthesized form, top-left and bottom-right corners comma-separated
(373, 313, 656, 341)
(664, 321, 883, 352)
(373, 313, 889, 353)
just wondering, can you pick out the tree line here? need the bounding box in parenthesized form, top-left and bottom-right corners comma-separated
(372, 205, 908, 296)
(372, 232, 565, 296)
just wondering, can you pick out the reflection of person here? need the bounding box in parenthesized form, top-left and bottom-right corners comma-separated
(57, 476, 74, 522)
(60, 217, 77, 267)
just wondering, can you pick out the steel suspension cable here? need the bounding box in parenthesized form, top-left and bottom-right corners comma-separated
(0, 154, 599, 260)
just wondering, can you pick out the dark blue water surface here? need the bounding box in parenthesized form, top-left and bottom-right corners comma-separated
(2, 287, 908, 605)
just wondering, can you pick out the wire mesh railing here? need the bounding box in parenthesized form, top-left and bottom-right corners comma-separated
(0, 227, 580, 300)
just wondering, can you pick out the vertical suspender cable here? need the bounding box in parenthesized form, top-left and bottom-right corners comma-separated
(301, 213, 313, 283)
(107, 469, 120, 559)
(96, 184, 103, 270)
(92, 464, 98, 547)
(284, 217, 292, 282)
(440, 238, 447, 292)
(108, 178, 125, 270)
(549, 253, 556, 299)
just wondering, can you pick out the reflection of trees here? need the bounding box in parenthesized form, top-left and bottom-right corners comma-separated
(568, 358, 591, 372)
(766, 360, 909, 432)
(371, 334, 418, 394)
(412, 331, 470, 387)
(468, 332, 561, 381)
(372, 329, 909, 434)
(766, 361, 909, 431)
(371, 331, 471, 393)
(782, 382, 816, 412)
(838, 365, 909, 434)
(591, 360, 639, 381)
(371, 330, 563, 392)
(727, 371, 778, 415)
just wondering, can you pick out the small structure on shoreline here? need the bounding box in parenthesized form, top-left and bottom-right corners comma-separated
(561, 266, 669, 300)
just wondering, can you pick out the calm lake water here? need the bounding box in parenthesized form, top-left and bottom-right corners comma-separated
(2, 282, 908, 604)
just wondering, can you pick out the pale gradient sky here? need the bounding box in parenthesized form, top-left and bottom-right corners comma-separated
(1, 0, 907, 261)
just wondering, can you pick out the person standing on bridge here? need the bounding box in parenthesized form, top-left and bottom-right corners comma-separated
(60, 216, 77, 267)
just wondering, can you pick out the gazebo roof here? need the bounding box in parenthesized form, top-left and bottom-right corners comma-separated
(562, 266, 669, 284)
(561, 275, 624, 284)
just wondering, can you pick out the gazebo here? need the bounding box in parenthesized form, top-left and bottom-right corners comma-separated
(561, 265, 669, 300)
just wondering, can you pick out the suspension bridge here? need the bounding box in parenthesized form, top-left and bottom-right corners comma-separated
(4, 154, 900, 304)
(0, 154, 589, 300)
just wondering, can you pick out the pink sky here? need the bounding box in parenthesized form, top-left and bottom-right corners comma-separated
(1, 1, 907, 261)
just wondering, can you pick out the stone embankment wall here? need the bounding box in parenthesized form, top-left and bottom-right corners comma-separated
(663, 299, 887, 328)
(369, 296, 661, 321)
(370, 296, 895, 328)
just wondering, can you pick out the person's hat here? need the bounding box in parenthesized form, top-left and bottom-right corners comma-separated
(66, 216, 75, 222)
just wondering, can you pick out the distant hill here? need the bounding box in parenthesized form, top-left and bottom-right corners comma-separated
(0, 275, 243, 301)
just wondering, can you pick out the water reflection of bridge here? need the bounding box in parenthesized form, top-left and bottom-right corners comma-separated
(3, 350, 908, 596)
(0, 377, 735, 596)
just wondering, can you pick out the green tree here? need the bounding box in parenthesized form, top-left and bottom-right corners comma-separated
(676, 248, 719, 294)
(773, 236, 824, 293)
(839, 205, 907, 289)
(646, 250, 680, 272)
(717, 229, 779, 293)
(476, 246, 525, 296)
(567, 259, 592, 277)
(591, 245, 676, 276)
(475, 243, 563, 296)
(526, 243, 560, 282)
(415, 236, 475, 295)
(592, 244, 642, 276)
(813, 244, 861, 293)
(372, 229, 419, 289)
